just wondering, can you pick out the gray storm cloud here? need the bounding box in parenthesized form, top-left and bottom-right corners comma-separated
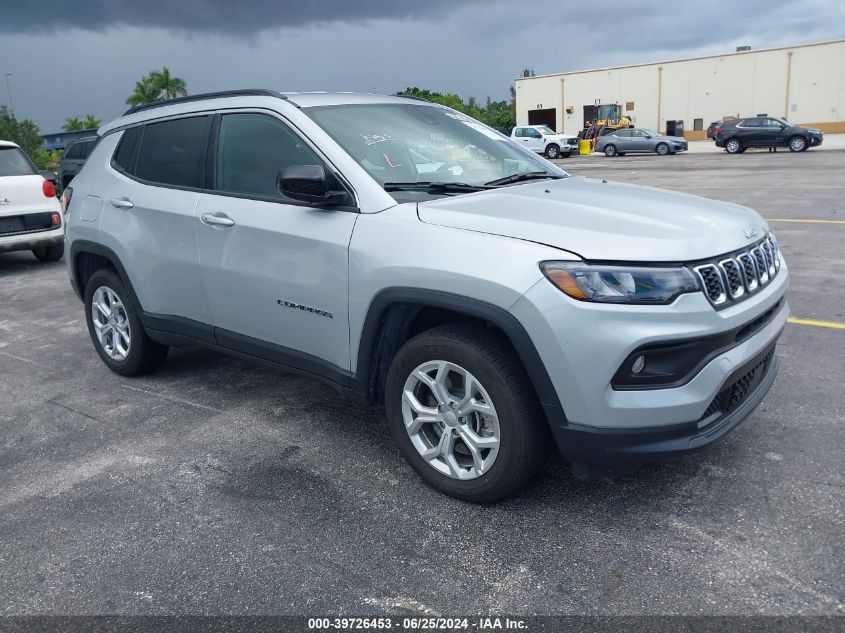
(0, 0, 495, 33)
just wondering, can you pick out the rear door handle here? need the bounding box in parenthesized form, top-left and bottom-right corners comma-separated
(110, 197, 134, 209)
(200, 212, 235, 228)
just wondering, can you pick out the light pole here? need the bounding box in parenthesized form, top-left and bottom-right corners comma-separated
(4, 73, 14, 115)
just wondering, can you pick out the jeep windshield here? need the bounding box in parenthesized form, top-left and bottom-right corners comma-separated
(305, 103, 566, 196)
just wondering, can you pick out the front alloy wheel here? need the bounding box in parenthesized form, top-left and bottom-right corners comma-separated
(91, 286, 131, 361)
(789, 136, 807, 152)
(401, 360, 500, 480)
(384, 324, 548, 502)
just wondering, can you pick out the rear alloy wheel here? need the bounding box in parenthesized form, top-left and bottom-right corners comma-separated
(788, 136, 807, 152)
(604, 144, 617, 157)
(32, 242, 64, 262)
(725, 138, 742, 154)
(84, 268, 168, 376)
(545, 144, 560, 159)
(385, 324, 548, 502)
(655, 142, 670, 156)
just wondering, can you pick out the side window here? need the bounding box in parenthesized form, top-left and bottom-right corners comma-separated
(113, 127, 143, 173)
(135, 116, 210, 188)
(764, 119, 783, 128)
(215, 113, 325, 200)
(743, 118, 762, 127)
(515, 128, 525, 137)
(78, 140, 96, 159)
(616, 129, 631, 137)
(528, 128, 542, 138)
(64, 143, 82, 159)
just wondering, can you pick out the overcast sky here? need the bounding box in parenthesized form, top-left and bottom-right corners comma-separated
(2, 0, 844, 132)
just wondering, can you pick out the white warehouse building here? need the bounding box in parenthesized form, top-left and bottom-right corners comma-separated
(514, 39, 845, 140)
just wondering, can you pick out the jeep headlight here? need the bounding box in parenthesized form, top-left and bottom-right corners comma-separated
(540, 262, 700, 304)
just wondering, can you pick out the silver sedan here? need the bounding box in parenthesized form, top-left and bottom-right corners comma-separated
(596, 128, 688, 156)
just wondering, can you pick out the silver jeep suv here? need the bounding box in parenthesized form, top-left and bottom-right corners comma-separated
(64, 90, 788, 502)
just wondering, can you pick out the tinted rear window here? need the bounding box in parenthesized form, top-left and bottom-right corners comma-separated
(65, 139, 96, 160)
(0, 147, 36, 177)
(113, 127, 143, 173)
(135, 116, 210, 188)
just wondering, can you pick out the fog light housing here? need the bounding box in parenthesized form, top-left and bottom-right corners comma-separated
(631, 355, 645, 374)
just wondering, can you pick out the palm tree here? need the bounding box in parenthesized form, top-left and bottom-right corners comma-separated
(149, 66, 187, 100)
(62, 116, 84, 132)
(82, 114, 102, 129)
(126, 66, 188, 107)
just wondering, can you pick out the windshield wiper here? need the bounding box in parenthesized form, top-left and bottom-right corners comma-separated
(484, 171, 564, 187)
(383, 181, 492, 193)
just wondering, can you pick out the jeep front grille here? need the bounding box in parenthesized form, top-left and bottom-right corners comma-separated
(693, 235, 781, 308)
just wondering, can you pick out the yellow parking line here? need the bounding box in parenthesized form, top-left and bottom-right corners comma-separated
(788, 317, 845, 330)
(767, 218, 845, 224)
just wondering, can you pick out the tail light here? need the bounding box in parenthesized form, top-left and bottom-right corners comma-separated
(42, 178, 56, 198)
(62, 186, 73, 215)
(715, 126, 722, 135)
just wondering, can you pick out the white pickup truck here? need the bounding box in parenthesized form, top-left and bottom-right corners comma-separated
(511, 125, 578, 159)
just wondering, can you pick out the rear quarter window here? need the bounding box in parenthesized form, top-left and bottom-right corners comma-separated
(0, 147, 36, 177)
(112, 127, 144, 173)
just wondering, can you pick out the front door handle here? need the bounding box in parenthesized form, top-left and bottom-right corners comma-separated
(110, 197, 134, 209)
(200, 212, 235, 228)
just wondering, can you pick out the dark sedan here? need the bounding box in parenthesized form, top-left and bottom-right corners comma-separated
(715, 117, 823, 153)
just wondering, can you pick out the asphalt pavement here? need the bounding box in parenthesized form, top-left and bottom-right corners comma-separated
(0, 148, 843, 616)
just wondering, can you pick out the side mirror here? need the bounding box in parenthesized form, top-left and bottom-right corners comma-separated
(277, 165, 349, 206)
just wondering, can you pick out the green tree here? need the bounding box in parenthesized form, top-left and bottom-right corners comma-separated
(0, 106, 43, 159)
(396, 87, 515, 131)
(63, 114, 102, 131)
(62, 116, 84, 131)
(126, 66, 188, 107)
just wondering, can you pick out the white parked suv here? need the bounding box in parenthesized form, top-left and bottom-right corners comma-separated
(64, 90, 788, 501)
(0, 140, 64, 261)
(511, 125, 578, 159)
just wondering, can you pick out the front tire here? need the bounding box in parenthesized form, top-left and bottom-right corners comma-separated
(725, 138, 743, 154)
(32, 242, 64, 262)
(84, 269, 168, 376)
(604, 144, 617, 157)
(788, 136, 807, 152)
(545, 144, 560, 159)
(384, 324, 548, 502)
(655, 142, 670, 156)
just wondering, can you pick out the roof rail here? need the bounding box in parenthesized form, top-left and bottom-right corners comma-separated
(123, 89, 288, 116)
(396, 94, 432, 103)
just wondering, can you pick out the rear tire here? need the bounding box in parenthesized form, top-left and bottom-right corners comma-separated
(545, 144, 560, 159)
(604, 144, 617, 157)
(32, 242, 64, 262)
(384, 324, 549, 502)
(788, 136, 807, 152)
(725, 138, 743, 154)
(84, 268, 168, 376)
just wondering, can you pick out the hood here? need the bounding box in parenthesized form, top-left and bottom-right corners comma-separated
(549, 133, 578, 141)
(666, 136, 685, 143)
(417, 177, 768, 262)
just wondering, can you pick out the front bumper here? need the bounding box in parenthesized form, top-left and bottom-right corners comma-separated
(552, 339, 779, 478)
(509, 260, 788, 471)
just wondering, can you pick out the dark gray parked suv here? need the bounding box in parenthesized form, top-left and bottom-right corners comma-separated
(59, 136, 97, 189)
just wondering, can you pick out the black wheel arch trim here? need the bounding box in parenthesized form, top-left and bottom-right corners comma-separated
(354, 287, 566, 416)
